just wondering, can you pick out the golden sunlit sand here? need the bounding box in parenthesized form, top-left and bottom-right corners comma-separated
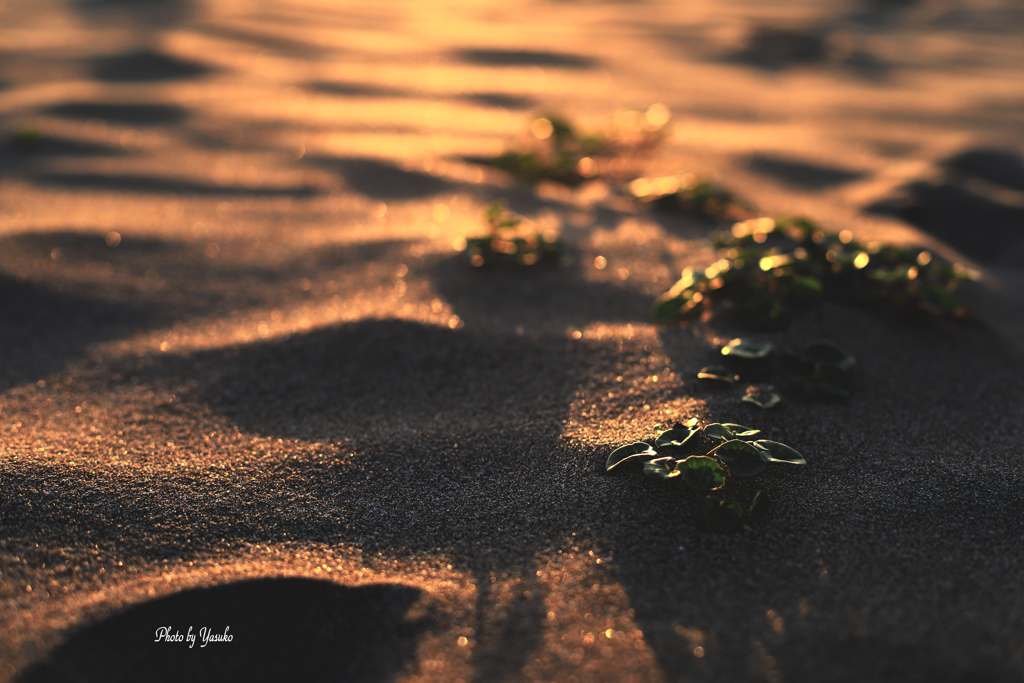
(1, 0, 1023, 680)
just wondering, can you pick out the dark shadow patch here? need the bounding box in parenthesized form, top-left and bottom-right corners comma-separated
(4, 135, 127, 158)
(0, 271, 160, 388)
(1, 136, 128, 177)
(0, 231, 392, 387)
(304, 80, 410, 98)
(32, 172, 320, 197)
(303, 156, 455, 199)
(927, 5, 1024, 34)
(456, 93, 537, 110)
(865, 182, 1024, 263)
(838, 48, 891, 79)
(471, 578, 546, 683)
(845, 0, 920, 27)
(196, 318, 576, 439)
(863, 0, 919, 7)
(43, 102, 189, 126)
(91, 49, 213, 83)
(453, 48, 598, 69)
(73, 0, 197, 27)
(771, 632, 1018, 683)
(746, 154, 865, 190)
(430, 252, 654, 331)
(18, 579, 428, 683)
(944, 148, 1024, 192)
(865, 149, 1024, 264)
(728, 26, 828, 69)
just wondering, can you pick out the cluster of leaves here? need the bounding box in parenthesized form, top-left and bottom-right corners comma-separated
(606, 419, 805, 532)
(699, 338, 856, 406)
(652, 216, 978, 327)
(628, 175, 753, 222)
(489, 110, 668, 186)
(462, 201, 561, 267)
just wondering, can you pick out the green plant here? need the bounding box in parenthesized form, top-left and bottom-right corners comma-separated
(698, 337, 857, 406)
(489, 109, 669, 186)
(652, 216, 978, 327)
(606, 419, 804, 532)
(628, 174, 753, 222)
(462, 200, 561, 267)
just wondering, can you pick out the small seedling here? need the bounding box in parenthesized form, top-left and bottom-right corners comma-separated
(652, 216, 977, 326)
(697, 365, 739, 384)
(606, 418, 803, 532)
(703, 490, 770, 532)
(742, 384, 781, 409)
(629, 175, 753, 222)
(696, 337, 857, 406)
(783, 341, 856, 400)
(489, 109, 670, 186)
(462, 200, 561, 267)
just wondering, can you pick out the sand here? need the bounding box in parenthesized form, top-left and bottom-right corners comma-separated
(1, 0, 1023, 681)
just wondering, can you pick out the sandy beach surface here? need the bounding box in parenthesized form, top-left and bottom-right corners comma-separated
(1, 0, 1023, 680)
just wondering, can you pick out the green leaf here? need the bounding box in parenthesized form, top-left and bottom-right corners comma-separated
(721, 423, 761, 438)
(721, 338, 774, 359)
(651, 293, 686, 324)
(677, 456, 726, 492)
(606, 442, 656, 472)
(702, 423, 734, 441)
(643, 458, 680, 481)
(742, 386, 781, 409)
(701, 498, 744, 531)
(749, 490, 771, 518)
(697, 366, 739, 384)
(754, 440, 806, 465)
(714, 440, 768, 478)
(656, 427, 699, 450)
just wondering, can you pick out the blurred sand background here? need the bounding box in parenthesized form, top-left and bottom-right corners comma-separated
(1, 0, 1023, 681)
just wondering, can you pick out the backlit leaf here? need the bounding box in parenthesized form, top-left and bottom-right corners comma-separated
(721, 423, 761, 438)
(721, 338, 774, 359)
(644, 458, 680, 481)
(749, 490, 771, 518)
(606, 442, 656, 472)
(742, 386, 781, 409)
(703, 423, 733, 441)
(677, 456, 726, 492)
(656, 427, 699, 450)
(697, 366, 739, 383)
(714, 439, 768, 478)
(754, 440, 806, 465)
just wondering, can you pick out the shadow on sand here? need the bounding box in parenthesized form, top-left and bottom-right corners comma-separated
(0, 272, 159, 388)
(865, 147, 1024, 264)
(90, 49, 214, 83)
(17, 579, 428, 683)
